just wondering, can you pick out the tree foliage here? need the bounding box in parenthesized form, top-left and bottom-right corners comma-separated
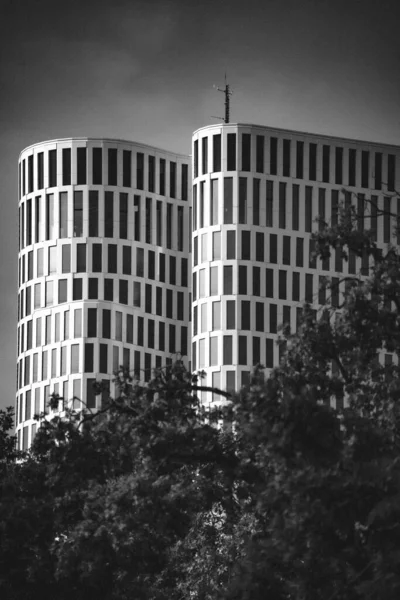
(1, 196, 400, 599)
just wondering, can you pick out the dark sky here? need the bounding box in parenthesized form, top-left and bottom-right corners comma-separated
(1, 0, 400, 411)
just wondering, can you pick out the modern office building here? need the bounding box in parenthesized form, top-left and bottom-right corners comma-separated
(191, 123, 400, 401)
(16, 138, 191, 449)
(16, 125, 400, 448)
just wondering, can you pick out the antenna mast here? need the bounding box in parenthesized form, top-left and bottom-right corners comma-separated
(212, 74, 233, 124)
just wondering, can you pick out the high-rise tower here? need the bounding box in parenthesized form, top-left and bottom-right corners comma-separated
(16, 138, 191, 449)
(191, 123, 400, 404)
(16, 124, 400, 448)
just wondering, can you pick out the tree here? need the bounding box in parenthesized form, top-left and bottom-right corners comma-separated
(221, 195, 400, 600)
(0, 365, 237, 600)
(2, 195, 400, 599)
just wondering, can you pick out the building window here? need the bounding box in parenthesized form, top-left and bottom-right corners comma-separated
(255, 231, 264, 262)
(223, 265, 233, 295)
(283, 139, 291, 177)
(73, 191, 83, 237)
(282, 236, 290, 265)
(45, 281, 53, 306)
(305, 186, 313, 233)
(224, 177, 233, 224)
(46, 194, 55, 240)
(59, 192, 68, 238)
(292, 272, 300, 301)
(62, 148, 71, 186)
(253, 178, 260, 226)
(348, 149, 356, 186)
(210, 266, 219, 296)
(92, 243, 102, 272)
(92, 148, 102, 185)
(136, 152, 144, 190)
(241, 134, 251, 171)
(279, 270, 287, 299)
(266, 181, 273, 227)
(35, 196, 41, 243)
(322, 145, 330, 183)
(123, 150, 131, 187)
(374, 153, 382, 190)
(37, 152, 44, 189)
(73, 278, 82, 301)
(241, 301, 251, 330)
(133, 281, 141, 307)
(318, 188, 326, 230)
(155, 159, 164, 198)
(145, 197, 152, 244)
(296, 141, 304, 179)
(166, 204, 172, 249)
(335, 147, 343, 184)
(122, 246, 131, 275)
(71, 345, 80, 374)
(88, 278, 98, 300)
(48, 150, 57, 187)
(199, 182, 204, 229)
(361, 150, 369, 188)
(201, 137, 208, 175)
(309, 143, 317, 181)
(170, 161, 176, 198)
(213, 134, 221, 172)
(193, 139, 199, 179)
(181, 163, 188, 200)
(134, 195, 140, 241)
(238, 336, 247, 365)
(177, 206, 184, 251)
(269, 234, 277, 263)
(212, 231, 221, 261)
(126, 314, 134, 344)
(296, 238, 304, 267)
(148, 155, 155, 193)
(269, 304, 277, 333)
(181, 258, 188, 287)
(223, 336, 233, 365)
(77, 147, 87, 185)
(279, 182, 286, 228)
(76, 243, 86, 273)
(74, 308, 82, 338)
(225, 230, 235, 259)
(119, 279, 128, 305)
(270, 137, 277, 175)
(241, 231, 251, 260)
(227, 133, 236, 171)
(159, 253, 165, 283)
(104, 191, 113, 238)
(238, 265, 247, 295)
(256, 135, 264, 173)
(210, 179, 218, 225)
(120, 193, 128, 239)
(255, 302, 264, 332)
(102, 309, 111, 339)
(108, 244, 117, 274)
(60, 245, 69, 274)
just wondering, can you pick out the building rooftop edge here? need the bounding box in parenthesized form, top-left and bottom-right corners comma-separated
(19, 138, 191, 161)
(192, 123, 400, 151)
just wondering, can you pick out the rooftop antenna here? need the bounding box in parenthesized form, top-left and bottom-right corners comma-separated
(211, 74, 232, 124)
